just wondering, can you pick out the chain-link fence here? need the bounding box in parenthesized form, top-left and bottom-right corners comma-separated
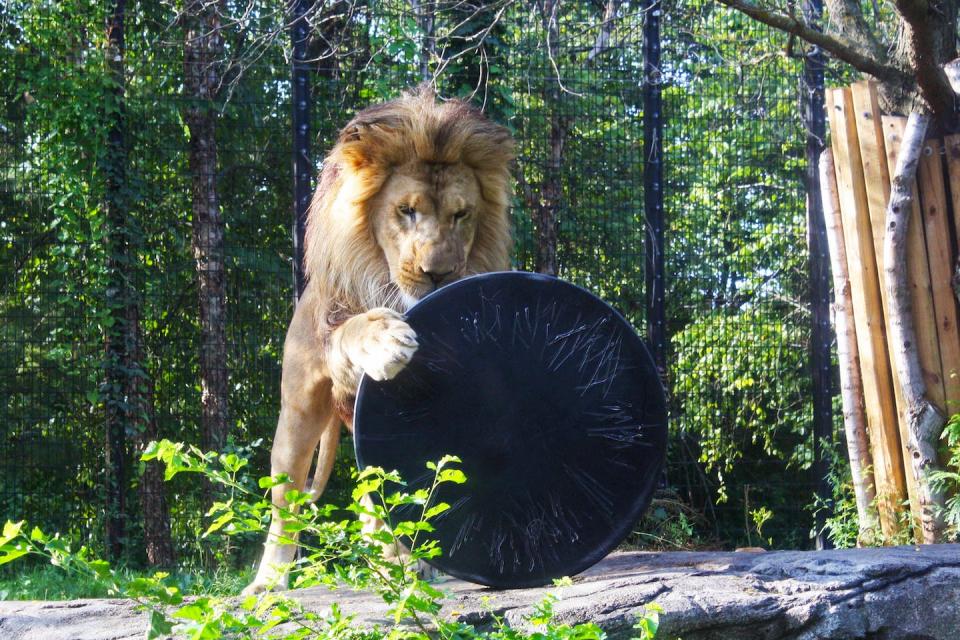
(1, 0, 830, 562)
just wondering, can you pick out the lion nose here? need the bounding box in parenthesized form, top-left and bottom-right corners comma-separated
(422, 268, 453, 286)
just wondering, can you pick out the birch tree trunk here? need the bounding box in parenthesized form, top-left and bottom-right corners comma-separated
(819, 149, 879, 544)
(184, 0, 230, 458)
(883, 112, 947, 543)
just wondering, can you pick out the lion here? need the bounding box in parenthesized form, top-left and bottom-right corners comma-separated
(243, 86, 515, 595)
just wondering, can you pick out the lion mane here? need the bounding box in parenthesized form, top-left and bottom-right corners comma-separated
(303, 86, 515, 335)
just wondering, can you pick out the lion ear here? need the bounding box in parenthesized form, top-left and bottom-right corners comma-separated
(337, 112, 405, 169)
(341, 124, 364, 143)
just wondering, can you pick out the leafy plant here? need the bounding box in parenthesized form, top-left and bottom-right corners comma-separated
(810, 441, 863, 549)
(1, 442, 661, 639)
(633, 603, 664, 640)
(749, 507, 774, 547)
(625, 490, 705, 551)
(930, 414, 960, 542)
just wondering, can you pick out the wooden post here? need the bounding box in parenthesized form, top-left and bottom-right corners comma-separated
(849, 82, 922, 534)
(883, 113, 947, 543)
(917, 140, 960, 418)
(819, 149, 879, 543)
(825, 87, 907, 537)
(944, 134, 960, 303)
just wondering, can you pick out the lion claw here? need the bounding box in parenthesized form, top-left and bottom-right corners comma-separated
(355, 309, 418, 381)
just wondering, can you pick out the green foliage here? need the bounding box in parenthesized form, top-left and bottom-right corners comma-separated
(625, 490, 705, 551)
(0, 563, 250, 601)
(810, 440, 863, 550)
(1, 445, 660, 639)
(930, 414, 960, 542)
(633, 604, 663, 640)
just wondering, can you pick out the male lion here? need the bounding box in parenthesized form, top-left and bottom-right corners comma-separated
(244, 87, 515, 595)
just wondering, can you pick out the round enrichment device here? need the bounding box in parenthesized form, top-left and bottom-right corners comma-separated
(353, 271, 667, 588)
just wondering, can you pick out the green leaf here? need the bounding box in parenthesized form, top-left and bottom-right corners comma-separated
(203, 511, 234, 537)
(423, 502, 450, 520)
(437, 469, 467, 484)
(0, 545, 30, 566)
(352, 479, 382, 502)
(1, 521, 24, 546)
(174, 600, 209, 621)
(147, 611, 174, 640)
(258, 474, 288, 489)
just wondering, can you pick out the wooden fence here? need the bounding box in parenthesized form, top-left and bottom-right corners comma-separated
(822, 80, 960, 539)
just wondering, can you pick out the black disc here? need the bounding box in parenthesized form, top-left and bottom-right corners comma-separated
(353, 271, 667, 588)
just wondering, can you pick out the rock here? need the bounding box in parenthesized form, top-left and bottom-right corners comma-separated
(1, 545, 959, 639)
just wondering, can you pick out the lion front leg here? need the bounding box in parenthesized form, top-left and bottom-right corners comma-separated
(327, 307, 418, 413)
(328, 308, 433, 571)
(244, 299, 339, 596)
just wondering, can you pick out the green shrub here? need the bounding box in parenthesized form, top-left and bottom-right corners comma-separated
(1, 441, 661, 639)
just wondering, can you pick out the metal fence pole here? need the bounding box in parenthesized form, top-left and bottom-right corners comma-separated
(290, 0, 312, 303)
(643, 0, 665, 376)
(802, 0, 834, 550)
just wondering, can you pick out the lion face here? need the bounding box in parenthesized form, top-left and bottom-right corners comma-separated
(370, 161, 482, 307)
(303, 86, 515, 330)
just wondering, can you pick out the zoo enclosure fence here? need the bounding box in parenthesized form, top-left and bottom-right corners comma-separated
(0, 0, 834, 559)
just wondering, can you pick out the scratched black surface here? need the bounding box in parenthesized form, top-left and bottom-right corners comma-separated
(353, 272, 667, 588)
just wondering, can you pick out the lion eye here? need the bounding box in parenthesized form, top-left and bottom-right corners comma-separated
(398, 205, 416, 220)
(453, 209, 469, 221)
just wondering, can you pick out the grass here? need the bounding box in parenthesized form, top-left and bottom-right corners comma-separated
(0, 563, 253, 601)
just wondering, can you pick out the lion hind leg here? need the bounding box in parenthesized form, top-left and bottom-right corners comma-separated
(307, 416, 341, 503)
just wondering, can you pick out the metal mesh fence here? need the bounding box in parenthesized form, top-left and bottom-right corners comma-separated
(1, 0, 828, 561)
(660, 1, 819, 547)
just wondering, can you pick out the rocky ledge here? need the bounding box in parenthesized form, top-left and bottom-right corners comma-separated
(1, 545, 959, 639)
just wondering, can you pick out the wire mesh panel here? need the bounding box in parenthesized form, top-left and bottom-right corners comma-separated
(1, 0, 827, 561)
(660, 0, 818, 547)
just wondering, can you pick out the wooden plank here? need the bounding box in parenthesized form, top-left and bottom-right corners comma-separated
(826, 87, 907, 537)
(917, 141, 960, 418)
(938, 133, 960, 473)
(883, 117, 946, 414)
(850, 82, 892, 268)
(945, 134, 960, 258)
(851, 83, 919, 529)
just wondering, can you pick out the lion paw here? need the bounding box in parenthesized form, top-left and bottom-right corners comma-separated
(353, 308, 418, 381)
(241, 573, 287, 597)
(240, 580, 269, 597)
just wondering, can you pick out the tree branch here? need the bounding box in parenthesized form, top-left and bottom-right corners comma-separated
(824, 0, 888, 66)
(587, 0, 621, 64)
(895, 0, 959, 126)
(716, 0, 909, 85)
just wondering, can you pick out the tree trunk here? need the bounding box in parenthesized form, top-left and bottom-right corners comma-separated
(535, 0, 565, 276)
(891, 0, 958, 125)
(410, 0, 436, 81)
(883, 112, 948, 543)
(184, 0, 230, 456)
(102, 0, 129, 562)
(103, 0, 174, 565)
(819, 150, 879, 544)
(136, 373, 176, 566)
